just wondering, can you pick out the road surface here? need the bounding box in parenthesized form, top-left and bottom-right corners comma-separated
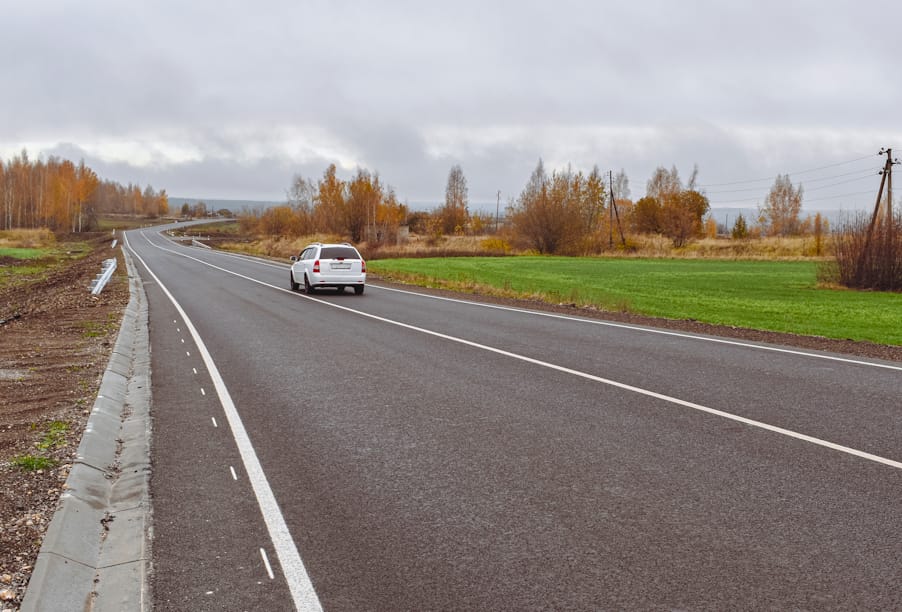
(125, 226, 902, 611)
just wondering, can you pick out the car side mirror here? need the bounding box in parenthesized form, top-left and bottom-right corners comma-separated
(290, 256, 298, 261)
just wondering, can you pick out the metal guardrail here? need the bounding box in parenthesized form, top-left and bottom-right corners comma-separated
(89, 258, 118, 295)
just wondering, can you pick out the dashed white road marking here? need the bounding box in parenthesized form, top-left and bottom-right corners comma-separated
(193, 368, 198, 375)
(260, 548, 275, 580)
(201, 388, 206, 396)
(230, 466, 238, 480)
(211, 417, 218, 428)
(125, 232, 324, 611)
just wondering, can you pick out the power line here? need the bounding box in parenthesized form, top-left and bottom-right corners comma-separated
(802, 174, 878, 193)
(697, 153, 878, 188)
(703, 168, 876, 194)
(710, 185, 877, 206)
(805, 189, 876, 204)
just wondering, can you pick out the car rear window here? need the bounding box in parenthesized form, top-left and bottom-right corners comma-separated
(320, 246, 360, 260)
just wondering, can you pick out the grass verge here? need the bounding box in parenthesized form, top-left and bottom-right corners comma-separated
(11, 455, 57, 472)
(0, 241, 92, 288)
(370, 256, 902, 346)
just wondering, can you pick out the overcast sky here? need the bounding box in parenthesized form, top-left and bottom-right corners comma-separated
(2, 0, 900, 210)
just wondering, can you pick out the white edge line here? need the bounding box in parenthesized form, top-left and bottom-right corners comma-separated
(125, 232, 324, 612)
(369, 285, 902, 372)
(136, 231, 902, 471)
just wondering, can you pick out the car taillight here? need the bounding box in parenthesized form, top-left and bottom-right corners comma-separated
(361, 260, 366, 273)
(313, 260, 320, 273)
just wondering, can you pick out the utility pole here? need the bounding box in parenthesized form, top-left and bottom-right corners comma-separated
(496, 190, 501, 234)
(887, 148, 894, 222)
(866, 148, 899, 234)
(608, 170, 626, 248)
(859, 148, 899, 281)
(609, 171, 614, 249)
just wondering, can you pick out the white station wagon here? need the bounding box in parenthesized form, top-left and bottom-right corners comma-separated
(290, 243, 366, 295)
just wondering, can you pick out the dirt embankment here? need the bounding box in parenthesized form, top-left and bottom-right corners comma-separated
(0, 236, 129, 609)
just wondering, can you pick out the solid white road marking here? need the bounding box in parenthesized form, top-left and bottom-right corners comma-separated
(136, 231, 902, 471)
(370, 285, 902, 372)
(159, 230, 901, 372)
(125, 233, 324, 612)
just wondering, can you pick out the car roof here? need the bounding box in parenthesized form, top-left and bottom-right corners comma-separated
(305, 242, 357, 248)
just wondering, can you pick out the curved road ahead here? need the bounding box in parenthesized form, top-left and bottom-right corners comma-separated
(125, 225, 902, 611)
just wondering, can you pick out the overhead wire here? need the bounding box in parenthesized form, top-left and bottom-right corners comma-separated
(697, 153, 879, 188)
(805, 189, 876, 204)
(704, 153, 885, 206)
(703, 168, 877, 195)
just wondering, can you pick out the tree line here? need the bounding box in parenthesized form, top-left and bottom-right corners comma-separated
(2, 145, 819, 252)
(0, 150, 169, 232)
(240, 164, 408, 244)
(240, 159, 835, 256)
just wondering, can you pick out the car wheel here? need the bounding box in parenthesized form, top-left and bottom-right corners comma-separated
(290, 272, 299, 291)
(304, 275, 315, 293)
(354, 285, 365, 295)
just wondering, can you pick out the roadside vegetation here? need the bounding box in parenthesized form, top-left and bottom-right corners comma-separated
(6, 149, 893, 346)
(0, 150, 169, 233)
(0, 229, 92, 288)
(370, 257, 902, 345)
(197, 160, 899, 345)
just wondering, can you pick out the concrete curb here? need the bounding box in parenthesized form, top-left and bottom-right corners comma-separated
(22, 246, 153, 612)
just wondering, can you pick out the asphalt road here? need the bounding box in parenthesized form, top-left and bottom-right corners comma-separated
(125, 225, 902, 611)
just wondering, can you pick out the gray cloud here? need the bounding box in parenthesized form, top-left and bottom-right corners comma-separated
(3, 1, 900, 210)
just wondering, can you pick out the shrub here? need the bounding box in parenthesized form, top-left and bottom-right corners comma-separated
(826, 211, 901, 291)
(480, 237, 512, 254)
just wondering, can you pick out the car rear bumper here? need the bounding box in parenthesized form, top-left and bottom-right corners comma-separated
(310, 273, 366, 286)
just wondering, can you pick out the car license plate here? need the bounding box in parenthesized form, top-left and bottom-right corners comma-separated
(331, 262, 351, 270)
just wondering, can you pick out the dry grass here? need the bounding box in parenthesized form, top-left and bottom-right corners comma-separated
(668, 235, 832, 260)
(0, 228, 56, 249)
(370, 234, 832, 261)
(217, 230, 835, 262)
(220, 234, 346, 259)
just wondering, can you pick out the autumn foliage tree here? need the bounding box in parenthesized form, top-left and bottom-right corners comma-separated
(509, 160, 607, 255)
(732, 214, 749, 239)
(0, 150, 168, 232)
(632, 165, 710, 247)
(437, 165, 469, 235)
(243, 164, 407, 244)
(759, 174, 803, 236)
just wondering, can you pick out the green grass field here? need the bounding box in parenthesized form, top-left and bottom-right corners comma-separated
(0, 247, 54, 259)
(0, 243, 91, 288)
(370, 256, 902, 345)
